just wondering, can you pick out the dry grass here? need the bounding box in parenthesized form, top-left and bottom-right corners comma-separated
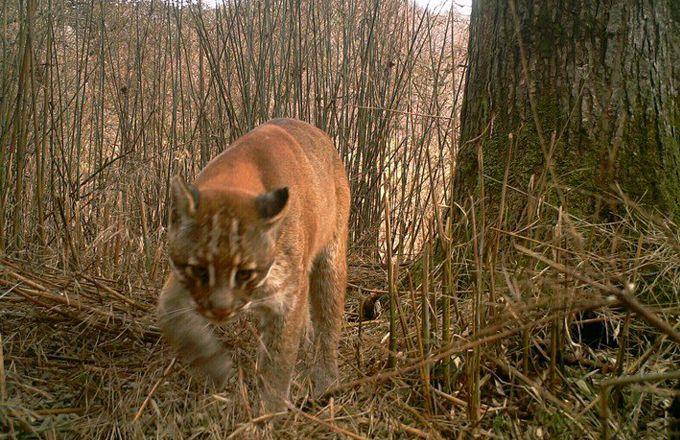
(1, 197, 679, 438)
(1, 0, 679, 438)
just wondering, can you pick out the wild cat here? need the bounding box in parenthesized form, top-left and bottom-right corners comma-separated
(157, 118, 350, 412)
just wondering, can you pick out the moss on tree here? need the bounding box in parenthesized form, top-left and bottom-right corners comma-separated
(455, 0, 680, 223)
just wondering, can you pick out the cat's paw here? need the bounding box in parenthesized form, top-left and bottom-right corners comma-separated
(311, 367, 338, 399)
(192, 351, 233, 389)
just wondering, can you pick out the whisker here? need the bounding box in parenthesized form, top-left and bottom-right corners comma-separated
(160, 306, 195, 318)
(243, 297, 273, 308)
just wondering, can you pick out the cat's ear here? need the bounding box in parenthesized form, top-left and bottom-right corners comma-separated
(169, 175, 199, 226)
(255, 187, 289, 225)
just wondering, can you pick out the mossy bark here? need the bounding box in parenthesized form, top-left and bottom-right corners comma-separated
(455, 0, 680, 222)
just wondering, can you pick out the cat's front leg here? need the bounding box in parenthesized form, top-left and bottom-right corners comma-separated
(255, 277, 308, 413)
(157, 277, 232, 388)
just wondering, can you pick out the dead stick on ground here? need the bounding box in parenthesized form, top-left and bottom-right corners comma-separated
(486, 354, 589, 434)
(0, 334, 6, 401)
(432, 388, 471, 409)
(224, 410, 288, 439)
(80, 272, 150, 311)
(324, 299, 612, 396)
(599, 370, 680, 440)
(515, 244, 680, 345)
(34, 407, 88, 416)
(394, 420, 429, 438)
(287, 403, 368, 440)
(133, 358, 176, 422)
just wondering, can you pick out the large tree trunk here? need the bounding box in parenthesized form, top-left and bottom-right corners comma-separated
(455, 0, 679, 222)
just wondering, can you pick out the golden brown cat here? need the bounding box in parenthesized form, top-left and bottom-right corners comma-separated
(157, 118, 350, 413)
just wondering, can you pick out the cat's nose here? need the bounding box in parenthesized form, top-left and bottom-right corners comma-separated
(211, 307, 232, 320)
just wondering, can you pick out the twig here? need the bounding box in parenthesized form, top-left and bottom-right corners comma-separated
(600, 370, 680, 440)
(225, 410, 288, 439)
(133, 358, 176, 422)
(515, 244, 680, 345)
(0, 334, 5, 401)
(286, 403, 368, 440)
(326, 314, 555, 395)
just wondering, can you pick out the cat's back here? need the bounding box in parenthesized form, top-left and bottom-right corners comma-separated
(197, 119, 347, 198)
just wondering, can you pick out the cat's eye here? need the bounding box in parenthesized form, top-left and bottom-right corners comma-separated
(189, 266, 209, 285)
(235, 269, 255, 284)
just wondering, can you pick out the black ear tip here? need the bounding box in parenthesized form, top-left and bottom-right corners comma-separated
(277, 187, 289, 201)
(256, 187, 289, 220)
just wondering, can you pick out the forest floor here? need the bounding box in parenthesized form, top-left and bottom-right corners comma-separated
(1, 231, 678, 439)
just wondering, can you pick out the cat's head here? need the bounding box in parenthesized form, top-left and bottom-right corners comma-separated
(166, 176, 289, 321)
